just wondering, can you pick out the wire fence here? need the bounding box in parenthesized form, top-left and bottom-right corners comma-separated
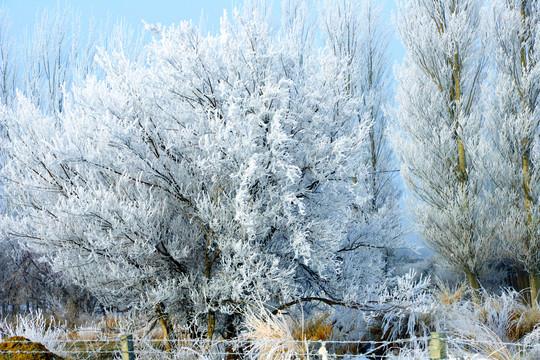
(0, 333, 539, 359)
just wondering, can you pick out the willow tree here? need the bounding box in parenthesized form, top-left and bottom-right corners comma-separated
(485, 0, 540, 304)
(392, 0, 493, 290)
(1, 0, 377, 339)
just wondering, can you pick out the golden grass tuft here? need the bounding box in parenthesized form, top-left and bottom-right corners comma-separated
(292, 313, 333, 342)
(242, 306, 305, 360)
(508, 305, 540, 342)
(455, 327, 515, 360)
(434, 280, 468, 306)
(66, 329, 101, 341)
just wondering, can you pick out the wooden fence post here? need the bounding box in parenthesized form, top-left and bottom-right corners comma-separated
(318, 341, 328, 360)
(429, 332, 447, 360)
(121, 334, 135, 360)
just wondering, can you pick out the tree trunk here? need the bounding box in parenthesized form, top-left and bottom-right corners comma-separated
(530, 272, 540, 307)
(516, 270, 531, 303)
(204, 230, 219, 340)
(465, 269, 480, 302)
(521, 150, 538, 308)
(457, 138, 468, 183)
(207, 310, 216, 339)
(155, 303, 176, 351)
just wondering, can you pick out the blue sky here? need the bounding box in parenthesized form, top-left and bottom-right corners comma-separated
(3, 0, 405, 65)
(4, 0, 241, 35)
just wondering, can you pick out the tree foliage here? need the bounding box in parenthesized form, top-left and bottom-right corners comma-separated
(1, 0, 402, 337)
(392, 0, 494, 289)
(484, 0, 540, 303)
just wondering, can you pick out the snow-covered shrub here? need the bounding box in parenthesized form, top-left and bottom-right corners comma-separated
(238, 280, 540, 359)
(0, 311, 67, 353)
(433, 289, 540, 359)
(375, 271, 435, 341)
(331, 270, 434, 345)
(440, 289, 532, 342)
(385, 287, 540, 359)
(328, 278, 539, 358)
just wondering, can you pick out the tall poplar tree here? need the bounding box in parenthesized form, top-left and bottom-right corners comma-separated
(392, 0, 493, 290)
(320, 0, 404, 295)
(486, 0, 540, 304)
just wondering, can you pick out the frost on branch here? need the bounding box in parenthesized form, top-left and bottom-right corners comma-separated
(0, 0, 402, 338)
(391, 0, 494, 290)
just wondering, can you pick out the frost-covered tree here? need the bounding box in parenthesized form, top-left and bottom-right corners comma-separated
(392, 0, 493, 290)
(485, 0, 540, 304)
(0, 5, 147, 317)
(0, 9, 16, 108)
(1, 2, 377, 339)
(319, 0, 403, 300)
(20, 6, 146, 116)
(20, 6, 84, 115)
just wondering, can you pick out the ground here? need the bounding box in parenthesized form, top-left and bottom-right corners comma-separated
(0, 336, 63, 360)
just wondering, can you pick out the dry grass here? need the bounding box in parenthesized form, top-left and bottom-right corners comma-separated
(434, 280, 468, 306)
(96, 317, 119, 333)
(452, 326, 515, 360)
(509, 306, 540, 342)
(67, 328, 101, 341)
(291, 313, 333, 342)
(242, 306, 305, 360)
(441, 289, 540, 360)
(0, 336, 63, 360)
